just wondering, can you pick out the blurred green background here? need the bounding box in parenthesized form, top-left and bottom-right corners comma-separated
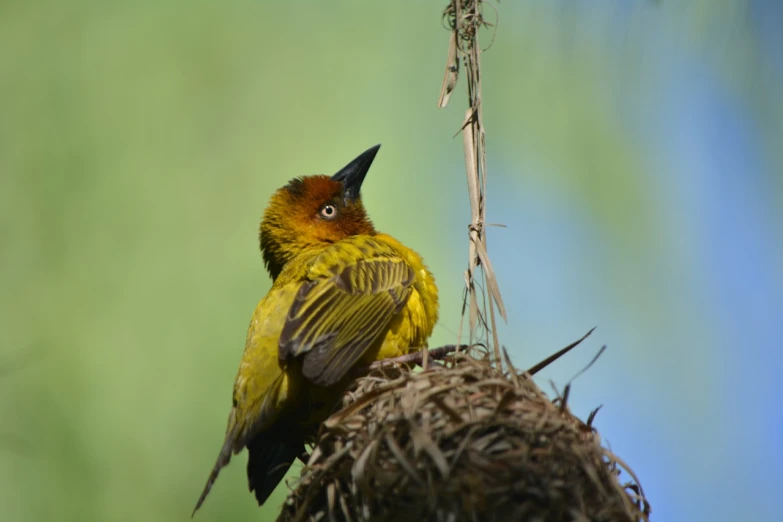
(1, 1, 781, 521)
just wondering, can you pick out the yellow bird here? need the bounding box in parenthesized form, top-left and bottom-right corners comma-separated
(193, 145, 439, 514)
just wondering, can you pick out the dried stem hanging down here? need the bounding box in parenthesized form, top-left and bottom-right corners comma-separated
(439, 0, 506, 368)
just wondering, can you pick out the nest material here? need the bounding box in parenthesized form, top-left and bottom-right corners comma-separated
(278, 349, 650, 522)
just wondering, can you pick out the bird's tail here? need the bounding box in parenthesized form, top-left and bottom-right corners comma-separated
(192, 408, 240, 517)
(246, 423, 305, 505)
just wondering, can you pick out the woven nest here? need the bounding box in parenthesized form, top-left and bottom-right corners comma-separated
(278, 348, 650, 522)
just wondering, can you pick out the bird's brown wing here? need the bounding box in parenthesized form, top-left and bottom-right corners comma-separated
(278, 246, 414, 387)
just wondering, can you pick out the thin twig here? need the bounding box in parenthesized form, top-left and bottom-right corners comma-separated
(566, 345, 607, 386)
(440, 0, 507, 370)
(524, 327, 597, 376)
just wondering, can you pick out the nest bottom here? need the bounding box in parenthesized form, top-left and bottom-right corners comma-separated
(278, 351, 649, 522)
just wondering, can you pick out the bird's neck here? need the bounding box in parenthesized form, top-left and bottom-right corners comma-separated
(261, 238, 325, 281)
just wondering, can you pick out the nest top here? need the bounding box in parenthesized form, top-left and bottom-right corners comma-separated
(279, 350, 650, 522)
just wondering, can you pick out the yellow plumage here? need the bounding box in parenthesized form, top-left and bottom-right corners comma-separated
(193, 145, 439, 514)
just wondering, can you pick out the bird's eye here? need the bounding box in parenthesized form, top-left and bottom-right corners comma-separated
(320, 204, 337, 220)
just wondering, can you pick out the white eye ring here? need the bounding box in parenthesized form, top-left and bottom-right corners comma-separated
(320, 204, 337, 220)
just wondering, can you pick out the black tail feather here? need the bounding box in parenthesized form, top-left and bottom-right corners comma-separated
(192, 409, 239, 517)
(246, 425, 305, 505)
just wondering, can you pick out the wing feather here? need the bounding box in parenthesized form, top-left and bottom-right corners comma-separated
(278, 243, 414, 387)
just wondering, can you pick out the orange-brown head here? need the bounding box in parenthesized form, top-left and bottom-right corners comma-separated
(259, 145, 381, 279)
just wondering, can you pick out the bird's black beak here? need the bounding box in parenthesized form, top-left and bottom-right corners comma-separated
(331, 144, 381, 204)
